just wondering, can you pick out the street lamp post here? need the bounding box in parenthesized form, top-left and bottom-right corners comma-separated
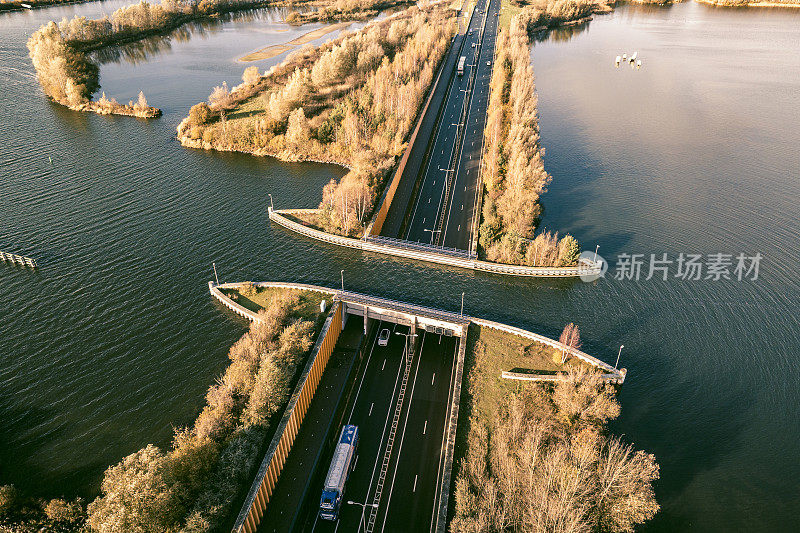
(594, 244, 599, 263)
(461, 292, 465, 317)
(423, 228, 441, 246)
(268, 193, 274, 211)
(346, 500, 378, 532)
(615, 345, 624, 370)
(341, 270, 345, 292)
(212, 262, 219, 285)
(395, 331, 418, 363)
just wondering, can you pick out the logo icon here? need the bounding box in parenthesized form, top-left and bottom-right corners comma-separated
(578, 250, 607, 282)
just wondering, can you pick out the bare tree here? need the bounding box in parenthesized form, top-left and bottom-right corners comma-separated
(559, 322, 582, 363)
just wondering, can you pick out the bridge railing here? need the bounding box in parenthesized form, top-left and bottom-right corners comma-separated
(337, 290, 471, 328)
(269, 208, 602, 278)
(366, 235, 472, 259)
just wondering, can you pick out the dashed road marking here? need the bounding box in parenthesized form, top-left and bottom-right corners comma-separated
(413, 475, 418, 492)
(424, 420, 427, 434)
(369, 402, 374, 416)
(382, 359, 386, 370)
(432, 373, 436, 385)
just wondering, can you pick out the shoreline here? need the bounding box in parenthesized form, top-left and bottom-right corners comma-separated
(237, 21, 354, 62)
(695, 0, 800, 6)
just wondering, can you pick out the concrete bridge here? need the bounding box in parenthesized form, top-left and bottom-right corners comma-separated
(209, 281, 625, 533)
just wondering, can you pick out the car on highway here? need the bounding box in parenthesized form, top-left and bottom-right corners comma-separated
(378, 328, 390, 346)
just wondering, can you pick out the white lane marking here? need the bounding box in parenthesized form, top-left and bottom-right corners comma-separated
(382, 359, 386, 370)
(423, 420, 427, 435)
(458, 225, 461, 231)
(354, 455, 359, 470)
(422, 217, 426, 224)
(363, 333, 411, 527)
(380, 333, 427, 532)
(413, 475, 418, 492)
(369, 402, 374, 416)
(432, 373, 435, 385)
(431, 336, 460, 530)
(428, 198, 431, 203)
(461, 204, 464, 211)
(347, 321, 382, 424)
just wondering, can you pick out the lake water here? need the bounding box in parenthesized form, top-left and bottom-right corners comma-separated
(0, 1, 798, 531)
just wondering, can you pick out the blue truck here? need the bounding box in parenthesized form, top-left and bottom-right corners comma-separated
(319, 425, 359, 520)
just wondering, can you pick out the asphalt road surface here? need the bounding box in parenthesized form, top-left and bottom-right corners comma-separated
(297, 323, 458, 533)
(402, 0, 501, 251)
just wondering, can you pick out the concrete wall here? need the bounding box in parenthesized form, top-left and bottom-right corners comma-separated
(268, 208, 602, 278)
(232, 300, 345, 533)
(367, 48, 449, 237)
(501, 370, 626, 384)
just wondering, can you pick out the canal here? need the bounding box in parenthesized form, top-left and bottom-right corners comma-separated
(0, 1, 798, 531)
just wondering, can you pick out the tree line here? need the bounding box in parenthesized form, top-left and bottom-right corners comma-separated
(1, 290, 319, 532)
(478, 13, 579, 267)
(451, 339, 660, 532)
(26, 0, 273, 116)
(285, 0, 411, 25)
(179, 3, 457, 236)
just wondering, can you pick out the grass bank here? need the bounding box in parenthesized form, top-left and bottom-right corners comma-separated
(449, 323, 660, 531)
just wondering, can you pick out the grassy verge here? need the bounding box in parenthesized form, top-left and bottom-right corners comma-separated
(281, 211, 341, 235)
(461, 324, 584, 424)
(498, 0, 523, 30)
(449, 323, 659, 531)
(221, 286, 327, 329)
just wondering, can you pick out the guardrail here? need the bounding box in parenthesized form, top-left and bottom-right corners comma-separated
(269, 207, 601, 278)
(1, 251, 37, 268)
(470, 316, 626, 382)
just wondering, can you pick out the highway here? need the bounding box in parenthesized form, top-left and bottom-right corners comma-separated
(400, 0, 501, 251)
(296, 323, 458, 533)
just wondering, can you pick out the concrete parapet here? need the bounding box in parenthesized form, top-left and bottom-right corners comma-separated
(470, 317, 625, 383)
(268, 208, 602, 278)
(502, 370, 625, 384)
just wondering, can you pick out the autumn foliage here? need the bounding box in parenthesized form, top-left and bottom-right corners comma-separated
(479, 14, 580, 266)
(451, 343, 660, 533)
(178, 4, 457, 236)
(26, 0, 267, 115)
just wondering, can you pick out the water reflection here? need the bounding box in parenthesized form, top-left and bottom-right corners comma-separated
(91, 7, 302, 65)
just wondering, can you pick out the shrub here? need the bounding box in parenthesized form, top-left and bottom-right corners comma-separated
(44, 498, 83, 523)
(0, 485, 19, 518)
(189, 102, 211, 126)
